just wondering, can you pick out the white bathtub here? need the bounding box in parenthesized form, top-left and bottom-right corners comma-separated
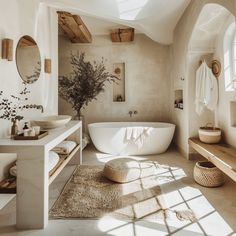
(88, 122, 175, 155)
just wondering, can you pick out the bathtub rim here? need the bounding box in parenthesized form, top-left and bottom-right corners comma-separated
(88, 122, 176, 129)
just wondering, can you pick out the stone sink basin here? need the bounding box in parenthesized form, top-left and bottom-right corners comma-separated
(32, 115, 72, 129)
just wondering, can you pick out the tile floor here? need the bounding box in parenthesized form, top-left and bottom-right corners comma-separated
(0, 145, 236, 236)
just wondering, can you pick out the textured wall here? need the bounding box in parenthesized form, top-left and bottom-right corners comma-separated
(170, 0, 236, 156)
(0, 1, 58, 180)
(0, 1, 58, 138)
(59, 34, 171, 131)
(214, 14, 236, 146)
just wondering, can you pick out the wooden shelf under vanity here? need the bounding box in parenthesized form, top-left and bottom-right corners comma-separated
(49, 144, 80, 185)
(0, 144, 81, 195)
(0, 177, 16, 193)
(0, 121, 82, 229)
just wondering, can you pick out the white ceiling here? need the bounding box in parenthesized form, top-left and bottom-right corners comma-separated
(41, 0, 191, 45)
(189, 4, 232, 51)
(77, 15, 133, 36)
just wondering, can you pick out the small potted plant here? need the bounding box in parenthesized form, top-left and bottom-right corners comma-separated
(0, 82, 43, 137)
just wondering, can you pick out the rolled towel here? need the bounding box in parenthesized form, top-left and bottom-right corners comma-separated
(9, 165, 17, 177)
(52, 141, 77, 155)
(49, 151, 60, 172)
(9, 151, 60, 176)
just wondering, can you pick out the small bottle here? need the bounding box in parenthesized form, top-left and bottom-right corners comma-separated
(23, 122, 29, 130)
(11, 119, 18, 138)
(23, 122, 30, 137)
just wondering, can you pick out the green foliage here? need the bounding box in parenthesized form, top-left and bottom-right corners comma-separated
(0, 82, 43, 121)
(59, 52, 119, 116)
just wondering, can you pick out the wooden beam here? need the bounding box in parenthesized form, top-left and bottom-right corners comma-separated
(73, 15, 92, 42)
(111, 28, 135, 42)
(57, 11, 92, 43)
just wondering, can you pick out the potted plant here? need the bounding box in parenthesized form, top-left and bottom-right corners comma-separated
(59, 52, 119, 119)
(0, 82, 43, 137)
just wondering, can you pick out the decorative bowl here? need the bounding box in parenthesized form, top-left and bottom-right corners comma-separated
(31, 115, 72, 129)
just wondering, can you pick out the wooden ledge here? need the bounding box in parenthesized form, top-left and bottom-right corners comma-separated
(189, 138, 236, 181)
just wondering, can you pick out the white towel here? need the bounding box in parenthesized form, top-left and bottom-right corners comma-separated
(126, 127, 134, 141)
(9, 165, 17, 177)
(195, 61, 218, 115)
(52, 141, 77, 154)
(49, 151, 60, 172)
(10, 151, 60, 175)
(125, 127, 153, 148)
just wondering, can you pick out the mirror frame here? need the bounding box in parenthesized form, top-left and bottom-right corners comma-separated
(16, 35, 42, 84)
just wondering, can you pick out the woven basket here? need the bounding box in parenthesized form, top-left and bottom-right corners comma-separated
(194, 161, 224, 187)
(198, 124, 221, 144)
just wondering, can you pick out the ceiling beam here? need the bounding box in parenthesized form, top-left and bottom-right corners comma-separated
(57, 11, 92, 43)
(111, 28, 135, 42)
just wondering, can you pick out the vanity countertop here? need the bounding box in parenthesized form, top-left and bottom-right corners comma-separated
(0, 120, 82, 229)
(0, 120, 82, 150)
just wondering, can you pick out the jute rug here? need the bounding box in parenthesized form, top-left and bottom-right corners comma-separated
(49, 163, 167, 220)
(49, 163, 197, 221)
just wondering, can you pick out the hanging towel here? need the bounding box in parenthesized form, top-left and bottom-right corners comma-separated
(195, 61, 218, 115)
(126, 127, 134, 141)
(125, 127, 153, 148)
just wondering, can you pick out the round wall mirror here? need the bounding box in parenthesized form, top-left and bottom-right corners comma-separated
(16, 35, 41, 84)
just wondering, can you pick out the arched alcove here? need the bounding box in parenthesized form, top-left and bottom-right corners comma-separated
(186, 3, 234, 151)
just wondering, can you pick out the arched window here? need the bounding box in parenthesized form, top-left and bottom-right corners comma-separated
(223, 19, 236, 91)
(232, 31, 236, 81)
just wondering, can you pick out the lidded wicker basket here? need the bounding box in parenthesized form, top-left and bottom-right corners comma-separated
(194, 161, 224, 187)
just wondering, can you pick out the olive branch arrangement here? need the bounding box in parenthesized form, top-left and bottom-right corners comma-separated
(59, 52, 119, 117)
(0, 82, 43, 122)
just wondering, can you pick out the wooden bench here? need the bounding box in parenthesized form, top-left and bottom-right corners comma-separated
(188, 138, 236, 182)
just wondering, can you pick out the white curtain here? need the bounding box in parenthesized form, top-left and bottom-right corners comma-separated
(34, 3, 58, 116)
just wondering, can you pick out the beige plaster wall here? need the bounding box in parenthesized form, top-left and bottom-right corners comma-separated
(59, 34, 171, 131)
(0, 1, 59, 180)
(170, 0, 236, 155)
(0, 1, 59, 138)
(214, 14, 236, 146)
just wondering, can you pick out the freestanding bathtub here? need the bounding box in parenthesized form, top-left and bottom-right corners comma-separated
(88, 122, 175, 155)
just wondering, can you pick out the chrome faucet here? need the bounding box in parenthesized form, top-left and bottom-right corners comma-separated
(128, 110, 138, 117)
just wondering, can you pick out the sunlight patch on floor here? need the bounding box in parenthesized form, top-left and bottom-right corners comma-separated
(94, 153, 152, 163)
(97, 163, 234, 235)
(199, 211, 233, 236)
